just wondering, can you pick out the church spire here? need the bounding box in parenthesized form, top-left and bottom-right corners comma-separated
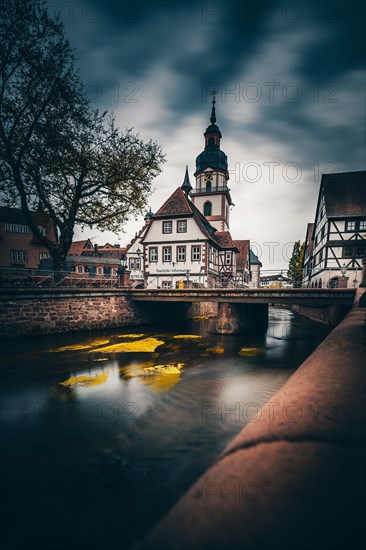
(210, 89, 217, 124)
(181, 165, 192, 195)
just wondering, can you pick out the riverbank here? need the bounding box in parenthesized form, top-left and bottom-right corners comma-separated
(133, 302, 366, 550)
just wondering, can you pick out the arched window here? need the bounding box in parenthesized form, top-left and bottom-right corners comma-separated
(208, 137, 214, 146)
(37, 225, 46, 236)
(206, 181, 212, 192)
(319, 278, 322, 288)
(204, 201, 212, 216)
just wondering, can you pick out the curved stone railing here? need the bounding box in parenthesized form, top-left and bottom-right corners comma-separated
(132, 299, 366, 550)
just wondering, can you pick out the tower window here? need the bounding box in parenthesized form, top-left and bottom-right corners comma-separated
(204, 201, 212, 216)
(206, 181, 212, 192)
(208, 137, 215, 146)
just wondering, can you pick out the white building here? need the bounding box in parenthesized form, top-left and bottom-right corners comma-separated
(302, 171, 366, 288)
(126, 95, 254, 289)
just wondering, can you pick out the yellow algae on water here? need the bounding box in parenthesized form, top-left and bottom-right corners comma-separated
(173, 335, 201, 339)
(49, 343, 93, 352)
(143, 363, 183, 376)
(50, 338, 110, 353)
(239, 347, 266, 357)
(59, 371, 109, 388)
(117, 334, 145, 339)
(93, 337, 165, 353)
(123, 362, 183, 379)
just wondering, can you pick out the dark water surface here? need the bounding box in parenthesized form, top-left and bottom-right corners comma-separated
(0, 308, 330, 550)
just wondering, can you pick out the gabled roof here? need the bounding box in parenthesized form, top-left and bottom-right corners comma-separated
(125, 223, 150, 253)
(68, 239, 93, 255)
(233, 240, 250, 269)
(154, 187, 193, 217)
(147, 187, 219, 243)
(321, 171, 366, 218)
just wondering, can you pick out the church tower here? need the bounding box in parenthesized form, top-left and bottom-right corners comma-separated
(191, 91, 233, 231)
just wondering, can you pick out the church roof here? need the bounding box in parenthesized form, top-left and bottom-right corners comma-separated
(321, 171, 366, 217)
(233, 240, 250, 269)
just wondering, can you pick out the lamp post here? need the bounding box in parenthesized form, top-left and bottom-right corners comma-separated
(117, 254, 128, 288)
(339, 262, 349, 288)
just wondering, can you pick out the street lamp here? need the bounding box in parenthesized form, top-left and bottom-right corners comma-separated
(117, 254, 127, 287)
(341, 263, 347, 277)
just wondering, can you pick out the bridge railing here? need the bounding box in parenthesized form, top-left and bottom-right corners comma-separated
(0, 267, 119, 289)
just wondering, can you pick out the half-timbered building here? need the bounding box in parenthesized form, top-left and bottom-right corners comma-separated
(302, 171, 366, 288)
(132, 95, 253, 289)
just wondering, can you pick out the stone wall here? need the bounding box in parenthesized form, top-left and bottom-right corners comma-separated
(0, 288, 146, 339)
(187, 301, 218, 319)
(290, 303, 350, 325)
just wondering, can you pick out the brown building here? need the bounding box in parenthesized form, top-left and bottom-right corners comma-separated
(0, 206, 57, 269)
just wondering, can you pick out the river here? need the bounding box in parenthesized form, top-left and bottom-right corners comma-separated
(0, 308, 331, 550)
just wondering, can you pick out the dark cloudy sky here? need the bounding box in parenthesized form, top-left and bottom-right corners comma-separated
(47, 0, 365, 270)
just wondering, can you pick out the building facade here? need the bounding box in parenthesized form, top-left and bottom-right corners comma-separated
(126, 97, 253, 289)
(0, 206, 56, 269)
(302, 171, 366, 288)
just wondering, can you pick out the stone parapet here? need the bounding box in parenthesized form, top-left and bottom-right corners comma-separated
(133, 305, 366, 550)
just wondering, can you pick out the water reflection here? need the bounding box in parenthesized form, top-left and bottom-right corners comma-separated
(0, 308, 330, 550)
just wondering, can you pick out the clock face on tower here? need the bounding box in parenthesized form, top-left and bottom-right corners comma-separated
(204, 172, 213, 181)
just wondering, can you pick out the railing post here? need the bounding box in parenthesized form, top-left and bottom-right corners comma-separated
(360, 258, 366, 288)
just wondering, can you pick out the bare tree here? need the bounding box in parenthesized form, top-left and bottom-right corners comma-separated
(0, 0, 165, 270)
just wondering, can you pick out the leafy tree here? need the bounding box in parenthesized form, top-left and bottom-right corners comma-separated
(287, 240, 305, 288)
(0, 0, 165, 271)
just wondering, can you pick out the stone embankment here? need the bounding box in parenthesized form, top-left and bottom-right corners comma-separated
(133, 291, 366, 550)
(0, 288, 145, 339)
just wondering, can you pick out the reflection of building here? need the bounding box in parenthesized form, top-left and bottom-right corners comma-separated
(127, 95, 254, 289)
(302, 171, 366, 288)
(0, 206, 56, 268)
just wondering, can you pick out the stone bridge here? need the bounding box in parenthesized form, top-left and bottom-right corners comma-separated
(129, 288, 356, 333)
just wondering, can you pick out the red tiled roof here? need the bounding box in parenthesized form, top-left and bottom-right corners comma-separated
(321, 171, 366, 217)
(216, 232, 238, 250)
(144, 187, 240, 251)
(233, 239, 250, 270)
(154, 188, 193, 217)
(68, 240, 93, 255)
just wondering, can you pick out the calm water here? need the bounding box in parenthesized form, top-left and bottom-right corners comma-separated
(0, 308, 330, 550)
